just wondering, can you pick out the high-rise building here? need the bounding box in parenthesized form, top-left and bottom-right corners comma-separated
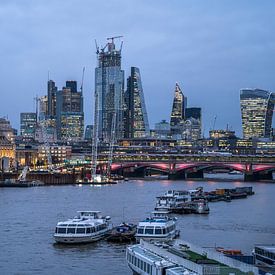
(95, 38, 124, 142)
(84, 125, 93, 140)
(20, 112, 37, 141)
(124, 67, 150, 138)
(154, 120, 170, 138)
(56, 81, 84, 141)
(240, 88, 275, 139)
(47, 80, 57, 117)
(185, 107, 202, 140)
(170, 83, 187, 135)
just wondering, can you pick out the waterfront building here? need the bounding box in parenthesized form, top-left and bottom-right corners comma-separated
(95, 38, 124, 142)
(20, 112, 37, 141)
(124, 67, 150, 138)
(170, 83, 186, 135)
(0, 136, 15, 169)
(16, 144, 38, 167)
(38, 145, 71, 165)
(240, 88, 275, 139)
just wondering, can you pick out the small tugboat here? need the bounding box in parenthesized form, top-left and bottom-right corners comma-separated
(54, 211, 111, 244)
(106, 223, 136, 243)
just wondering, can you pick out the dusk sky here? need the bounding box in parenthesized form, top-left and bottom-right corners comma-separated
(1, 0, 275, 136)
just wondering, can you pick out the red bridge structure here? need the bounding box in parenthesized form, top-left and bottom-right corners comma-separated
(96, 154, 275, 181)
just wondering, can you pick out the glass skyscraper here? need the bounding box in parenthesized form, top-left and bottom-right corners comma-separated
(124, 67, 150, 138)
(170, 83, 187, 134)
(240, 88, 275, 139)
(20, 112, 37, 140)
(95, 39, 124, 142)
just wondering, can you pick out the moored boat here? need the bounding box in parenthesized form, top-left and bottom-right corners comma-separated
(106, 223, 136, 243)
(54, 211, 111, 244)
(135, 213, 179, 242)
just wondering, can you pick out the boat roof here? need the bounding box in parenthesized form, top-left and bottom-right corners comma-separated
(77, 210, 101, 214)
(138, 218, 174, 226)
(255, 245, 275, 253)
(129, 245, 174, 267)
(57, 218, 104, 226)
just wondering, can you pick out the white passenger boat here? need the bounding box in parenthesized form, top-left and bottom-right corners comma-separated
(54, 211, 111, 244)
(135, 213, 179, 242)
(155, 190, 190, 212)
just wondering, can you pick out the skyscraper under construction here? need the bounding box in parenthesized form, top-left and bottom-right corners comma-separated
(94, 37, 124, 142)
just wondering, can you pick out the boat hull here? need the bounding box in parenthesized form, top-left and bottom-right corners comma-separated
(54, 233, 106, 244)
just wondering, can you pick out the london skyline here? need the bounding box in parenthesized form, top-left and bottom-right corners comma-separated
(1, 1, 275, 135)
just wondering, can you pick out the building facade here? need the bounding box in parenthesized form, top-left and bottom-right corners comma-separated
(240, 89, 275, 139)
(170, 83, 186, 135)
(20, 112, 37, 141)
(124, 67, 150, 138)
(95, 39, 124, 142)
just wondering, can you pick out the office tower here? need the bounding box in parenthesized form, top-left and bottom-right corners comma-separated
(170, 83, 187, 135)
(56, 81, 84, 141)
(47, 80, 57, 117)
(124, 67, 150, 138)
(39, 96, 48, 121)
(84, 125, 93, 140)
(185, 107, 202, 140)
(154, 120, 170, 138)
(95, 37, 124, 142)
(20, 112, 37, 141)
(185, 107, 201, 121)
(240, 89, 275, 139)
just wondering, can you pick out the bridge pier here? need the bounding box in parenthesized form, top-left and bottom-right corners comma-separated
(186, 170, 204, 179)
(168, 172, 186, 180)
(122, 168, 146, 178)
(244, 171, 273, 181)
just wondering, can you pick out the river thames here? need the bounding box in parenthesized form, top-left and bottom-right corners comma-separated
(0, 176, 274, 274)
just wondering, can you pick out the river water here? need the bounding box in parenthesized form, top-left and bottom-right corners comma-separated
(0, 176, 274, 274)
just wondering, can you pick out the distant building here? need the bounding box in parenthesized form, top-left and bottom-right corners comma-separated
(0, 117, 15, 143)
(20, 112, 37, 141)
(185, 107, 202, 140)
(40, 80, 84, 142)
(84, 125, 93, 140)
(240, 88, 275, 139)
(0, 136, 15, 169)
(124, 67, 150, 138)
(170, 83, 187, 135)
(154, 120, 170, 138)
(209, 129, 236, 139)
(95, 38, 124, 142)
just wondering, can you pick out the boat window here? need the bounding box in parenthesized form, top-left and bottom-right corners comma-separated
(91, 227, 95, 233)
(155, 227, 162, 234)
(162, 228, 167, 234)
(57, 227, 66, 234)
(137, 227, 144, 234)
(76, 228, 85, 234)
(145, 227, 154, 235)
(86, 227, 91, 234)
(67, 227, 76, 234)
(68, 224, 76, 227)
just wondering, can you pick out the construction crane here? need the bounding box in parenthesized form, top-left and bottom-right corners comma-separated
(106, 112, 117, 178)
(91, 89, 99, 181)
(80, 67, 85, 94)
(106, 35, 123, 43)
(212, 115, 217, 131)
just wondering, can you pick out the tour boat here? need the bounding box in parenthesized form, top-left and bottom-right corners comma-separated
(54, 211, 111, 244)
(135, 213, 179, 242)
(155, 190, 190, 212)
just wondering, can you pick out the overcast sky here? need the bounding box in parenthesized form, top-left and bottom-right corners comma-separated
(1, 0, 275, 136)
